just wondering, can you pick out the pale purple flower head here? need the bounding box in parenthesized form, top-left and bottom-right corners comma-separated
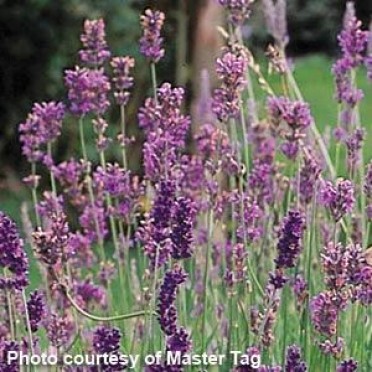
(320, 179, 355, 222)
(212, 49, 248, 122)
(299, 153, 321, 205)
(64, 66, 111, 116)
(139, 9, 165, 63)
(310, 291, 338, 338)
(0, 212, 29, 290)
(111, 56, 135, 106)
(19, 101, 65, 162)
(218, 0, 254, 26)
(79, 19, 111, 66)
(47, 313, 74, 348)
(262, 0, 288, 47)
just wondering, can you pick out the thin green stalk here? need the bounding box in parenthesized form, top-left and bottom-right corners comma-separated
(31, 162, 41, 227)
(201, 208, 214, 352)
(120, 105, 128, 169)
(150, 62, 158, 105)
(22, 289, 35, 355)
(62, 283, 155, 322)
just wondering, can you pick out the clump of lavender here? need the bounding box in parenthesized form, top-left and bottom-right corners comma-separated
(27, 290, 46, 333)
(0, 212, 29, 290)
(139, 9, 165, 63)
(319, 179, 355, 222)
(79, 19, 111, 67)
(46, 313, 74, 348)
(218, 0, 254, 26)
(212, 48, 248, 122)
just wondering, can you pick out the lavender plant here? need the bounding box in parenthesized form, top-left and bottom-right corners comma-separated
(0, 1, 370, 371)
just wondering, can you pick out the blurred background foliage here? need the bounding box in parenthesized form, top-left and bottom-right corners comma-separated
(0, 0, 371, 191)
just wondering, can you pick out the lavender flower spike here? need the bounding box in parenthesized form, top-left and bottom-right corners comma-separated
(139, 9, 165, 63)
(0, 212, 29, 290)
(157, 265, 188, 336)
(285, 345, 307, 372)
(218, 0, 254, 27)
(79, 19, 111, 66)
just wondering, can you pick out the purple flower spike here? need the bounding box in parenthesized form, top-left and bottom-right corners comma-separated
(166, 327, 192, 353)
(171, 196, 196, 260)
(262, 0, 288, 47)
(19, 101, 65, 163)
(0, 212, 29, 291)
(111, 56, 135, 106)
(64, 66, 111, 116)
(310, 291, 338, 338)
(320, 179, 355, 222)
(27, 290, 46, 333)
(218, 0, 254, 26)
(157, 265, 188, 336)
(212, 49, 248, 122)
(275, 209, 305, 269)
(336, 359, 358, 372)
(285, 345, 307, 372)
(139, 9, 165, 63)
(79, 19, 111, 66)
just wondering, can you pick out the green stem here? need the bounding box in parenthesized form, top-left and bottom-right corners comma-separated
(31, 162, 41, 227)
(62, 284, 155, 322)
(22, 289, 35, 355)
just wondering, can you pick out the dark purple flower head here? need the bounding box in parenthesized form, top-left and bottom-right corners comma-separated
(310, 291, 338, 338)
(157, 265, 188, 336)
(166, 327, 192, 353)
(27, 290, 46, 333)
(0, 341, 19, 372)
(64, 66, 111, 116)
(79, 19, 111, 66)
(336, 358, 358, 372)
(19, 101, 65, 162)
(0, 212, 29, 290)
(212, 49, 248, 122)
(320, 179, 355, 222)
(111, 56, 135, 106)
(218, 0, 254, 26)
(285, 345, 307, 372)
(137, 179, 176, 269)
(139, 9, 165, 63)
(171, 196, 195, 260)
(93, 326, 121, 354)
(268, 269, 288, 290)
(275, 209, 305, 269)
